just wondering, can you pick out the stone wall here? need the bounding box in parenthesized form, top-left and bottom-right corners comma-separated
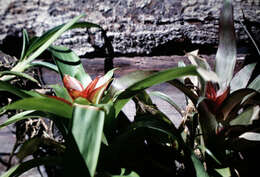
(0, 0, 259, 56)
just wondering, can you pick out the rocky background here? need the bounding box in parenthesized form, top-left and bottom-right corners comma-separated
(0, 0, 259, 57)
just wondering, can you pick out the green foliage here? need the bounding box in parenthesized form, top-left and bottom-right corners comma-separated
(49, 45, 92, 86)
(72, 105, 105, 177)
(215, 0, 237, 90)
(0, 0, 259, 176)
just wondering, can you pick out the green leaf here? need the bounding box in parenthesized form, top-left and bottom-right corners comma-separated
(218, 89, 256, 122)
(0, 71, 39, 84)
(149, 91, 183, 117)
(190, 153, 210, 177)
(20, 29, 29, 61)
(0, 156, 62, 177)
(187, 50, 213, 96)
(16, 138, 42, 161)
(248, 75, 260, 91)
(112, 169, 140, 177)
(230, 63, 256, 92)
(49, 45, 92, 87)
(239, 132, 260, 141)
(198, 145, 222, 166)
(109, 71, 153, 98)
(114, 66, 198, 116)
(72, 105, 105, 177)
(16, 137, 65, 161)
(97, 68, 116, 88)
(91, 79, 112, 104)
(30, 60, 59, 72)
(0, 110, 38, 129)
(5, 97, 73, 119)
(168, 80, 199, 105)
(196, 68, 219, 83)
(230, 106, 260, 126)
(187, 50, 211, 70)
(24, 21, 101, 60)
(215, 0, 237, 90)
(11, 14, 85, 74)
(50, 84, 73, 103)
(0, 81, 38, 98)
(214, 168, 231, 177)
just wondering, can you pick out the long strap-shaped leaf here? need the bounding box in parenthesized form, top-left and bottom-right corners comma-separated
(129, 116, 209, 177)
(0, 81, 40, 98)
(219, 88, 257, 122)
(9, 14, 85, 75)
(24, 21, 101, 60)
(215, 0, 237, 90)
(0, 110, 37, 129)
(71, 105, 105, 177)
(113, 66, 198, 116)
(0, 156, 62, 177)
(230, 63, 256, 92)
(4, 97, 73, 119)
(49, 45, 92, 87)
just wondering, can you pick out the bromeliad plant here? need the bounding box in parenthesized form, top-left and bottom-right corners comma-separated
(0, 49, 209, 177)
(150, 0, 260, 176)
(0, 14, 213, 177)
(0, 0, 258, 177)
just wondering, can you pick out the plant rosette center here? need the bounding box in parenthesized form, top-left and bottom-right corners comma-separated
(51, 74, 111, 105)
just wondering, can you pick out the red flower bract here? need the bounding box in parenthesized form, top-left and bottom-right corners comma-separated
(63, 75, 110, 103)
(49, 74, 111, 105)
(205, 82, 229, 113)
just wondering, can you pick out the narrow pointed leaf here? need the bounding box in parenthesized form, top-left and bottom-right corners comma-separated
(0, 156, 61, 177)
(23, 14, 85, 65)
(30, 61, 59, 72)
(24, 21, 101, 59)
(230, 106, 260, 126)
(190, 153, 210, 177)
(168, 80, 199, 105)
(16, 138, 42, 161)
(114, 66, 198, 116)
(219, 89, 256, 122)
(112, 169, 140, 177)
(149, 91, 183, 117)
(196, 68, 219, 83)
(0, 110, 38, 129)
(215, 168, 231, 177)
(248, 75, 260, 91)
(0, 81, 40, 98)
(89, 79, 112, 104)
(49, 45, 92, 87)
(95, 68, 116, 88)
(9, 15, 86, 77)
(230, 63, 256, 92)
(5, 97, 73, 119)
(72, 105, 105, 177)
(215, 0, 236, 90)
(20, 29, 29, 60)
(50, 84, 73, 103)
(0, 71, 39, 84)
(187, 50, 211, 70)
(239, 132, 260, 141)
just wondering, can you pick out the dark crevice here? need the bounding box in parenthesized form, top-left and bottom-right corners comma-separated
(0, 35, 253, 60)
(0, 35, 23, 59)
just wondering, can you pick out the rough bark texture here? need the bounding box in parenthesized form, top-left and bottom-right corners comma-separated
(0, 0, 259, 56)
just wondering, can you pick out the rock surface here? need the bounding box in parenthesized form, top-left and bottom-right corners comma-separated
(0, 0, 259, 55)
